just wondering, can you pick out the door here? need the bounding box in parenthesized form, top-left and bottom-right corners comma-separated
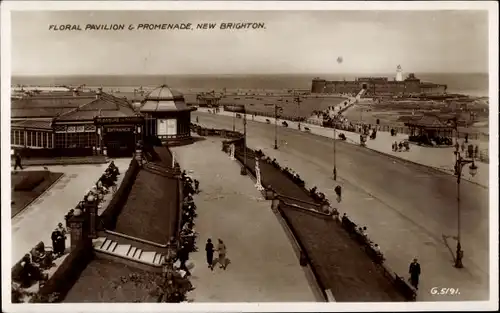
(104, 130, 135, 157)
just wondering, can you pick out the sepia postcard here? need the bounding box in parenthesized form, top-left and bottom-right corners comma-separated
(1, 1, 498, 312)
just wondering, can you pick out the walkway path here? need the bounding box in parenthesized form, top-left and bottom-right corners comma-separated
(171, 138, 317, 302)
(197, 108, 489, 187)
(193, 112, 490, 302)
(11, 159, 131, 264)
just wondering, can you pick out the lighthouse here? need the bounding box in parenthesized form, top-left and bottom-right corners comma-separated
(396, 65, 403, 82)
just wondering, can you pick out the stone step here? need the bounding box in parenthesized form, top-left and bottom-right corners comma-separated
(133, 248, 143, 259)
(92, 237, 107, 249)
(108, 241, 118, 252)
(102, 239, 113, 251)
(114, 244, 131, 256)
(159, 255, 165, 265)
(139, 251, 156, 263)
(128, 246, 137, 258)
(153, 253, 160, 264)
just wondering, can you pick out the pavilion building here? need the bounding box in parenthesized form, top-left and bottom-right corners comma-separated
(139, 85, 196, 146)
(11, 85, 196, 157)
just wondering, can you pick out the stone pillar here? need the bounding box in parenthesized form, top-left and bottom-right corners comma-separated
(85, 195, 98, 239)
(68, 209, 87, 251)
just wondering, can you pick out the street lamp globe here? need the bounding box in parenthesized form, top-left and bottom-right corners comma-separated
(469, 163, 478, 177)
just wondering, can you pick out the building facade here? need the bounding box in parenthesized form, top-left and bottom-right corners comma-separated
(311, 72, 447, 96)
(11, 85, 195, 157)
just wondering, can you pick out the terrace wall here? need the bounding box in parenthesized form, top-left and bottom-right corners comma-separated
(99, 158, 140, 230)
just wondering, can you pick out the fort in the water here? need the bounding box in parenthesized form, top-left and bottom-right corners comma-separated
(311, 65, 447, 96)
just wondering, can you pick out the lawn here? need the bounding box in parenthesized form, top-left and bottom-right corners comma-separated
(63, 258, 162, 302)
(11, 170, 64, 218)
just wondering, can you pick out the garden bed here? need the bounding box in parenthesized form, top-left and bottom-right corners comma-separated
(11, 171, 64, 218)
(63, 258, 162, 302)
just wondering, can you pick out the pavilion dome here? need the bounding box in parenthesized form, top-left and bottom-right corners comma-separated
(140, 84, 191, 112)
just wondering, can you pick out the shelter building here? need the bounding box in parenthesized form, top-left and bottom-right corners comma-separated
(139, 85, 196, 146)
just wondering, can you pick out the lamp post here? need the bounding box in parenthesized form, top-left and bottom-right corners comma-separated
(274, 105, 283, 150)
(232, 109, 236, 132)
(453, 146, 478, 268)
(241, 108, 248, 175)
(332, 113, 340, 181)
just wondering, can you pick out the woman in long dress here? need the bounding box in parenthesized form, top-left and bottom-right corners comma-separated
(216, 239, 228, 270)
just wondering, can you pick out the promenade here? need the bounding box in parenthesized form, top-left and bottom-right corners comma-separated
(171, 138, 317, 302)
(11, 159, 130, 264)
(197, 107, 489, 187)
(193, 112, 490, 301)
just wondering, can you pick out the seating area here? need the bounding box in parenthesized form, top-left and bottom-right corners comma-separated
(64, 162, 120, 227)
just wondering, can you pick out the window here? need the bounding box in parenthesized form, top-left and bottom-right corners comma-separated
(19, 130, 25, 146)
(36, 132, 42, 147)
(42, 132, 48, 148)
(55, 133, 65, 148)
(26, 131, 32, 147)
(47, 133, 53, 148)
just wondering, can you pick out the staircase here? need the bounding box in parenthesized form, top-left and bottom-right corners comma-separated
(338, 89, 366, 115)
(92, 237, 165, 267)
(355, 88, 366, 100)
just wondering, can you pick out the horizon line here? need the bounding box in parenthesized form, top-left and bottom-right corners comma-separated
(12, 71, 489, 77)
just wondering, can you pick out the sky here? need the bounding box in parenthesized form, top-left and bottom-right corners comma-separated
(11, 10, 489, 75)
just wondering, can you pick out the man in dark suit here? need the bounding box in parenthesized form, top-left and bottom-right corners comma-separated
(409, 258, 421, 289)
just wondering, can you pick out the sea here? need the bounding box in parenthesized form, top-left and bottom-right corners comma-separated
(11, 73, 489, 97)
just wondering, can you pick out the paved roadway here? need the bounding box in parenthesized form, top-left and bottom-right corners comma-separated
(193, 111, 490, 301)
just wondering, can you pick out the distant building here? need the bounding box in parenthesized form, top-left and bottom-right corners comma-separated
(311, 67, 447, 96)
(196, 92, 221, 107)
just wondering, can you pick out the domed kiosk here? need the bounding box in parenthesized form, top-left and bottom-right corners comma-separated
(140, 85, 196, 145)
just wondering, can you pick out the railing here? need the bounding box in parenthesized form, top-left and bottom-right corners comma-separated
(104, 229, 168, 248)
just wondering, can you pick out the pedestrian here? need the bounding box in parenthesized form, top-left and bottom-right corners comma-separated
(51, 228, 63, 257)
(14, 152, 23, 170)
(196, 116, 199, 123)
(216, 239, 228, 270)
(194, 179, 200, 193)
(177, 245, 191, 276)
(460, 141, 465, 153)
(409, 258, 421, 289)
(474, 145, 479, 159)
(56, 222, 67, 254)
(205, 238, 214, 270)
(465, 133, 469, 143)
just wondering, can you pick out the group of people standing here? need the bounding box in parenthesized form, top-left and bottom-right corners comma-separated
(205, 238, 229, 271)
